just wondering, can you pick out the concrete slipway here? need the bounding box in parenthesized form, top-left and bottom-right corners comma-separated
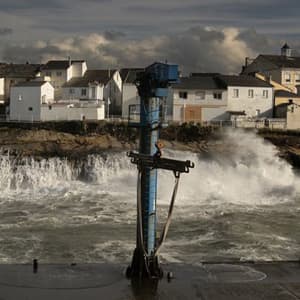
(0, 262, 299, 299)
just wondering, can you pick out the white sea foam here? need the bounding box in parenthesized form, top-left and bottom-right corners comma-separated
(0, 129, 298, 263)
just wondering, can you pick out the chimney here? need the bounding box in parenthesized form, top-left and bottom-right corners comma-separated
(68, 56, 71, 67)
(281, 43, 292, 57)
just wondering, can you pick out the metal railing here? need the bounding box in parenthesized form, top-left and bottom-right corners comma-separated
(0, 113, 289, 131)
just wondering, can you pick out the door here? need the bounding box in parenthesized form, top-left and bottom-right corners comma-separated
(184, 105, 202, 122)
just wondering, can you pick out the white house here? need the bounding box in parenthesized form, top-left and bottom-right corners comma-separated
(40, 59, 87, 100)
(62, 69, 122, 117)
(0, 63, 42, 105)
(170, 74, 228, 123)
(10, 81, 54, 121)
(242, 44, 300, 94)
(216, 75, 274, 119)
(120, 68, 144, 119)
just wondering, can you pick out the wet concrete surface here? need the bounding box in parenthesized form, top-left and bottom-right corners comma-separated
(0, 262, 299, 299)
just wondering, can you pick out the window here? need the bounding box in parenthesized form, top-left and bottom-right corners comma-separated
(56, 71, 62, 76)
(28, 107, 33, 111)
(233, 89, 239, 98)
(69, 88, 75, 94)
(213, 92, 222, 100)
(263, 90, 268, 98)
(81, 88, 87, 96)
(46, 71, 51, 77)
(195, 91, 205, 100)
(91, 87, 96, 98)
(296, 73, 300, 82)
(179, 91, 188, 99)
(48, 105, 52, 110)
(285, 72, 291, 83)
(248, 89, 254, 98)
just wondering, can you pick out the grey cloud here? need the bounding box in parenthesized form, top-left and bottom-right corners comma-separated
(2, 44, 63, 64)
(1, 27, 295, 75)
(126, 0, 300, 22)
(0, 0, 297, 44)
(0, 0, 66, 11)
(237, 29, 275, 52)
(103, 30, 126, 41)
(0, 28, 13, 36)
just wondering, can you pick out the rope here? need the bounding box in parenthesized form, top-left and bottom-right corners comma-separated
(136, 168, 180, 276)
(136, 169, 153, 277)
(154, 174, 180, 256)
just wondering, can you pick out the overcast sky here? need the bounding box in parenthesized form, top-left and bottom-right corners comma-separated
(0, 0, 299, 74)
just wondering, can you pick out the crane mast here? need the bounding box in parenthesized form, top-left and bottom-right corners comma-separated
(126, 62, 194, 281)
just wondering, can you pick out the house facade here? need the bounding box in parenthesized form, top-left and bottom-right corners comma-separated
(120, 68, 143, 119)
(40, 59, 87, 100)
(171, 75, 228, 123)
(216, 75, 274, 119)
(242, 44, 300, 94)
(10, 81, 54, 121)
(62, 69, 122, 117)
(255, 73, 300, 117)
(0, 63, 42, 105)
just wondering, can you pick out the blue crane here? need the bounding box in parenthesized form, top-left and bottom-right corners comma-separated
(126, 62, 194, 281)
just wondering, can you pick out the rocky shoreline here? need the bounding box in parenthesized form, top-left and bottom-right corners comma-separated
(0, 121, 299, 168)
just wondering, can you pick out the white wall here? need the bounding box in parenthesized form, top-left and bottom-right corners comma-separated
(173, 89, 227, 106)
(226, 86, 273, 117)
(0, 78, 4, 103)
(10, 83, 54, 121)
(41, 105, 105, 121)
(10, 86, 40, 121)
(62, 85, 104, 101)
(41, 67, 72, 100)
(171, 88, 228, 122)
(122, 84, 139, 118)
(71, 62, 87, 77)
(106, 71, 123, 115)
(287, 104, 300, 130)
(202, 107, 228, 121)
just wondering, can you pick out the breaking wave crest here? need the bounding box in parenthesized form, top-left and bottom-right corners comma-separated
(0, 129, 298, 207)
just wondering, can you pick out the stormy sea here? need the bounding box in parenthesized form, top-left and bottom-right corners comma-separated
(0, 129, 299, 265)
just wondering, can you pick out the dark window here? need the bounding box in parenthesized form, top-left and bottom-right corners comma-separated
(48, 105, 52, 110)
(213, 92, 222, 100)
(81, 88, 87, 96)
(179, 91, 188, 99)
(233, 89, 239, 98)
(28, 107, 33, 111)
(91, 87, 96, 98)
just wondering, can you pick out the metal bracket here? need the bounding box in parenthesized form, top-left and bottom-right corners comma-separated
(127, 151, 194, 174)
